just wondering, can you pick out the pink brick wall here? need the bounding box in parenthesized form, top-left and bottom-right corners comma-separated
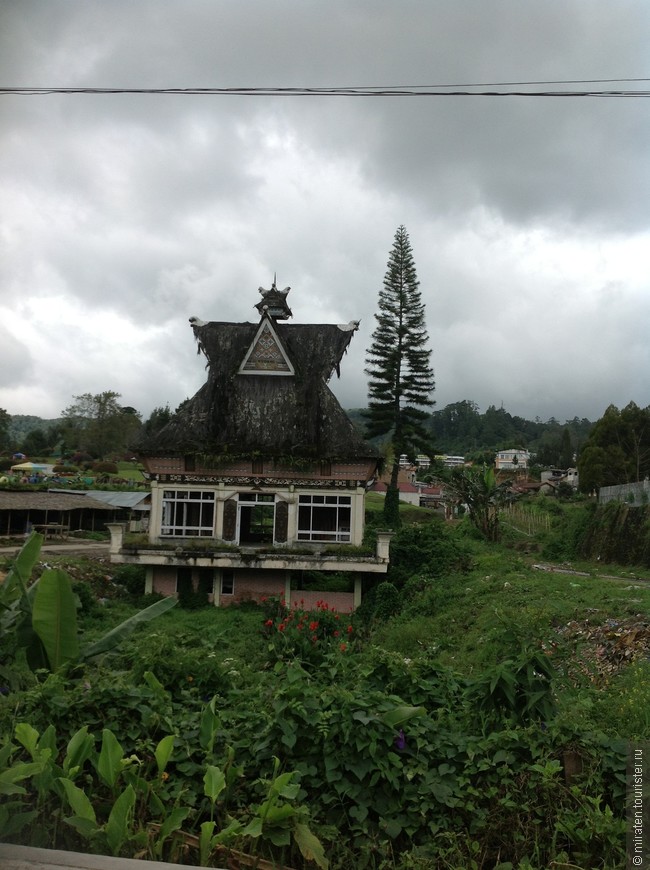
(151, 567, 357, 611)
(289, 590, 355, 613)
(225, 572, 285, 607)
(154, 568, 177, 596)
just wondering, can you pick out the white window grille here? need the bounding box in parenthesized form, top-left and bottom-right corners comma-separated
(297, 494, 352, 543)
(161, 490, 215, 537)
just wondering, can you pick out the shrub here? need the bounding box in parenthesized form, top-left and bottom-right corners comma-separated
(373, 581, 401, 620)
(387, 520, 471, 587)
(111, 564, 147, 598)
(263, 599, 355, 667)
(93, 460, 118, 474)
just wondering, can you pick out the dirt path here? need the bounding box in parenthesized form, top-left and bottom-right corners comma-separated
(532, 561, 650, 584)
(0, 540, 110, 558)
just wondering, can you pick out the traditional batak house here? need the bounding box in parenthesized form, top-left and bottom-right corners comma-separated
(108, 281, 391, 610)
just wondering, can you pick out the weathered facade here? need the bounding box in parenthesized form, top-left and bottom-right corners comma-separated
(108, 283, 390, 608)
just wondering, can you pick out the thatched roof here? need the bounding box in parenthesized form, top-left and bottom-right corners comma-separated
(0, 492, 115, 512)
(138, 315, 377, 460)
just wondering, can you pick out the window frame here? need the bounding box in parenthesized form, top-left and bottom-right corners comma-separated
(297, 493, 352, 543)
(161, 489, 216, 537)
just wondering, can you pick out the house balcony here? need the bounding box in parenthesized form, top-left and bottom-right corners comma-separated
(106, 524, 392, 574)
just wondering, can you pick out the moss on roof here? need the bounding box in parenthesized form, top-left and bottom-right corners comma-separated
(137, 317, 377, 459)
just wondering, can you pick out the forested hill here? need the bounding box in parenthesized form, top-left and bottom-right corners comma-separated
(7, 415, 61, 444)
(347, 400, 594, 462)
(6, 404, 594, 467)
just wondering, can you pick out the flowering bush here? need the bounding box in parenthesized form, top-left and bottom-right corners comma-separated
(262, 598, 354, 666)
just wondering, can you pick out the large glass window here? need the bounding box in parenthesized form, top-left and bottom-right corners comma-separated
(297, 494, 351, 543)
(238, 492, 275, 544)
(162, 490, 215, 537)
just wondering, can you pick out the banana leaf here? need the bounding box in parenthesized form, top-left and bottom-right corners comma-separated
(80, 595, 177, 660)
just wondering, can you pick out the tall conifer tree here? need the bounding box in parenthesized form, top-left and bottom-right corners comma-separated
(365, 226, 435, 524)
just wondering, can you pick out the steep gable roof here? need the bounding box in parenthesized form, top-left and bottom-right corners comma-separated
(137, 305, 377, 460)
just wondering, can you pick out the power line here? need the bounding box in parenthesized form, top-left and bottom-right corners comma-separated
(1, 79, 650, 98)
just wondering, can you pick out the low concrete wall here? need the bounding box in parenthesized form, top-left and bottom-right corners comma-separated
(599, 479, 650, 506)
(0, 843, 227, 870)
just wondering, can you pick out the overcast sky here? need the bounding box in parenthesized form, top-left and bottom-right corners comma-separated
(1, 1, 649, 426)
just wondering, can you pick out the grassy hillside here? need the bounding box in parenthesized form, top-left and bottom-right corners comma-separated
(1, 503, 645, 868)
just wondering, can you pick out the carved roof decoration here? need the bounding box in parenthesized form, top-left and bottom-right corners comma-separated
(254, 277, 293, 320)
(238, 315, 295, 376)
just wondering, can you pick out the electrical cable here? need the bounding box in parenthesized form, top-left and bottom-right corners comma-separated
(1, 78, 649, 98)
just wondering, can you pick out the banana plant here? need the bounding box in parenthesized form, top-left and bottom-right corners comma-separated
(1, 532, 177, 674)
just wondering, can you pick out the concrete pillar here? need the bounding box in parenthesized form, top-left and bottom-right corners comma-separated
(354, 575, 362, 610)
(106, 523, 126, 555)
(352, 487, 365, 545)
(375, 531, 393, 562)
(284, 571, 292, 606)
(149, 481, 163, 543)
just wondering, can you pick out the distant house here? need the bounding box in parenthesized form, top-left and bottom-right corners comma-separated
(370, 480, 444, 509)
(107, 282, 391, 610)
(495, 449, 530, 471)
(541, 468, 579, 489)
(434, 455, 466, 468)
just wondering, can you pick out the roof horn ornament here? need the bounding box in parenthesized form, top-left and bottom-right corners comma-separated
(256, 273, 293, 320)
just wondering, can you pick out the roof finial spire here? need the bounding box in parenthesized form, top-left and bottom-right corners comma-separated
(255, 275, 293, 320)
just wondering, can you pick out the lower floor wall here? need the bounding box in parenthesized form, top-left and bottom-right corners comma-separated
(147, 565, 359, 611)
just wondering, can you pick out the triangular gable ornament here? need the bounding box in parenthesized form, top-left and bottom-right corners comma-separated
(238, 316, 295, 376)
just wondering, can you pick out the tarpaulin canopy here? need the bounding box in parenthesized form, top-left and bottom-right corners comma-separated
(10, 462, 55, 475)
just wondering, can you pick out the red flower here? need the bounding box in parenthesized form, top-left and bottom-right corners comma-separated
(309, 621, 319, 631)
(339, 643, 347, 652)
(264, 619, 273, 626)
(347, 625, 353, 634)
(333, 630, 340, 637)
(278, 623, 286, 632)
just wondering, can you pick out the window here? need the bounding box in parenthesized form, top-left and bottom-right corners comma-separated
(238, 492, 275, 544)
(221, 570, 234, 595)
(162, 490, 215, 537)
(297, 494, 351, 543)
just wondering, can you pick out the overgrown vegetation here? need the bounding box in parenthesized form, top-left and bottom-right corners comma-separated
(1, 500, 646, 868)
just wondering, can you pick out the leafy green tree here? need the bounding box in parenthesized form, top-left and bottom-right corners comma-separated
(61, 392, 142, 459)
(143, 404, 172, 436)
(0, 408, 12, 452)
(443, 465, 511, 542)
(364, 226, 435, 525)
(0, 408, 11, 453)
(578, 402, 650, 492)
(429, 400, 481, 453)
(21, 428, 49, 457)
(558, 427, 574, 468)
